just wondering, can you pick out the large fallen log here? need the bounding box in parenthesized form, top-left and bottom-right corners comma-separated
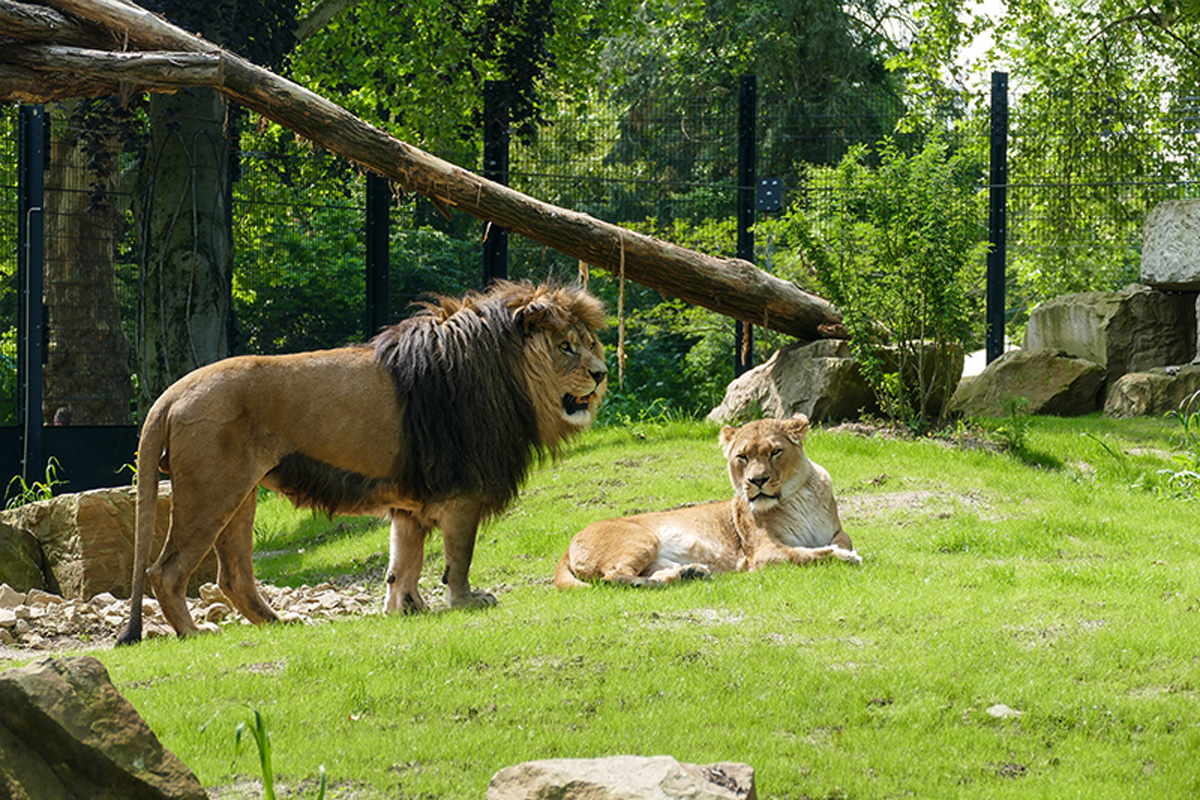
(0, 0, 847, 340)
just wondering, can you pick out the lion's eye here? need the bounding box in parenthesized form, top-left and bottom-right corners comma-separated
(559, 341, 574, 354)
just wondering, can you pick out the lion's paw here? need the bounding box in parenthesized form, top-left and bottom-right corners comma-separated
(450, 590, 498, 609)
(679, 564, 712, 581)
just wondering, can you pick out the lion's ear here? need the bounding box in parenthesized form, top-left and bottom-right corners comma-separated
(784, 415, 810, 443)
(514, 299, 567, 335)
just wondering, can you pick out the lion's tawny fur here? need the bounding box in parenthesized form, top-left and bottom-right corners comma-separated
(555, 416, 859, 589)
(119, 281, 606, 643)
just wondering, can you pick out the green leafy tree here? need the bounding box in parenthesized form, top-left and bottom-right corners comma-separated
(783, 136, 988, 426)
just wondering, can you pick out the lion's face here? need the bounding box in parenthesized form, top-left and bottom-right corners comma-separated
(720, 416, 812, 511)
(512, 284, 608, 443)
(551, 322, 607, 427)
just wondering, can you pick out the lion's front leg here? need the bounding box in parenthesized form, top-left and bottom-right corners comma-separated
(439, 499, 496, 609)
(384, 512, 428, 614)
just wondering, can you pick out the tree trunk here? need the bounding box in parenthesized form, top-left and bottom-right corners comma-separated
(42, 100, 134, 425)
(135, 88, 232, 408)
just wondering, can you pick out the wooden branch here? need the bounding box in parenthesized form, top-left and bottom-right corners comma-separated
(0, 0, 102, 46)
(294, 0, 362, 44)
(10, 0, 847, 340)
(0, 62, 123, 101)
(5, 42, 220, 86)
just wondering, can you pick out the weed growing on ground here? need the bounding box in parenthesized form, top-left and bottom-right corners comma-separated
(5, 456, 63, 508)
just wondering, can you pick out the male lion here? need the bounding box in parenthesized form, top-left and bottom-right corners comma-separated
(118, 281, 606, 643)
(555, 415, 860, 588)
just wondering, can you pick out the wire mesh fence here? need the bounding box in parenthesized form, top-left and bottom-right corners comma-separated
(2, 79, 1199, 441)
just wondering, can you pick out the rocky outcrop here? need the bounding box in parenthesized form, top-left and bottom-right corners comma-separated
(0, 482, 216, 599)
(488, 756, 756, 800)
(1104, 365, 1200, 417)
(1024, 285, 1196, 386)
(0, 655, 206, 800)
(947, 349, 1105, 417)
(1142, 198, 1200, 291)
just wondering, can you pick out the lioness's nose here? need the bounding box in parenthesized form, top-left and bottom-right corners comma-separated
(748, 475, 769, 488)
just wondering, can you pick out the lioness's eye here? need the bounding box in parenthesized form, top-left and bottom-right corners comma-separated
(736, 454, 748, 463)
(770, 449, 783, 459)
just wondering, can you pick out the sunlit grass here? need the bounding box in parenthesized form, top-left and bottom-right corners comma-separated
(25, 414, 1200, 799)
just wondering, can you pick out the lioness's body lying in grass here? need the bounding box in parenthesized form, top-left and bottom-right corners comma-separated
(556, 416, 860, 588)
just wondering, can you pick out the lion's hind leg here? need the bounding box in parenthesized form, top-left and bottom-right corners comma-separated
(213, 489, 280, 625)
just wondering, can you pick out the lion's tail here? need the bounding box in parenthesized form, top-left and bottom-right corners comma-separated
(554, 550, 588, 590)
(116, 400, 169, 646)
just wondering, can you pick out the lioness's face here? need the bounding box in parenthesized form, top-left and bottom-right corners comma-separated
(721, 417, 811, 511)
(550, 322, 607, 427)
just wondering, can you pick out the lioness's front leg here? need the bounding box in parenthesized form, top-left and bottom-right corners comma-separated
(439, 499, 496, 609)
(384, 512, 428, 614)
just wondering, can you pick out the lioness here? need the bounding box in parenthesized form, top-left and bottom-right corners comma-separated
(119, 281, 606, 643)
(555, 416, 860, 588)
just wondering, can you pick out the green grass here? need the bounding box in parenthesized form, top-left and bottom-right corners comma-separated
(12, 415, 1200, 799)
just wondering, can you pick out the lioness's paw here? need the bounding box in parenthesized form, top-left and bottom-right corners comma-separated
(679, 565, 712, 581)
(833, 547, 863, 565)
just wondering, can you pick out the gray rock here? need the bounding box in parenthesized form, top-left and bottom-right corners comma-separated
(488, 756, 756, 800)
(947, 349, 1105, 417)
(0, 655, 206, 799)
(708, 339, 875, 424)
(1024, 286, 1196, 385)
(1142, 199, 1200, 290)
(1105, 365, 1200, 417)
(0, 482, 216, 600)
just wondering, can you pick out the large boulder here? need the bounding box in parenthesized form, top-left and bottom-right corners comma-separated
(1142, 198, 1200, 290)
(947, 348, 1105, 417)
(1105, 365, 1200, 417)
(0, 482, 216, 600)
(488, 756, 756, 800)
(1024, 285, 1196, 385)
(708, 339, 963, 424)
(708, 340, 875, 424)
(0, 655, 206, 800)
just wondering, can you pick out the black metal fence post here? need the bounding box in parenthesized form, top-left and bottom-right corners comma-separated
(987, 71, 1009, 364)
(735, 74, 756, 376)
(365, 172, 391, 339)
(482, 80, 510, 285)
(17, 105, 46, 486)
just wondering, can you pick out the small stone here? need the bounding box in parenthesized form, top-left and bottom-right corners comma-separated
(0, 584, 27, 609)
(986, 703, 1022, 719)
(199, 583, 228, 604)
(0, 608, 17, 628)
(24, 589, 65, 606)
(89, 592, 119, 610)
(203, 603, 232, 623)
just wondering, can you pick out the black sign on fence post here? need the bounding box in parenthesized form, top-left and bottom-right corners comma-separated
(987, 71, 1009, 365)
(482, 80, 510, 285)
(735, 74, 756, 377)
(17, 104, 46, 486)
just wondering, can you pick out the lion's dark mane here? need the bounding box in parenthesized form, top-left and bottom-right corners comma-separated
(269, 283, 560, 519)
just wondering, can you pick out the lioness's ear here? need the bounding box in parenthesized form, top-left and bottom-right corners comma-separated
(784, 415, 810, 443)
(719, 425, 739, 448)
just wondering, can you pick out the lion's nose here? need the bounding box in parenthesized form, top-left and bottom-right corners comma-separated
(590, 366, 607, 385)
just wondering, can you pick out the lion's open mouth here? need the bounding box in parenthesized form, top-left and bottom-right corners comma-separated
(562, 393, 594, 416)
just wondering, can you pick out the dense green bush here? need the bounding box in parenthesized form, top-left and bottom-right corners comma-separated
(772, 135, 988, 427)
